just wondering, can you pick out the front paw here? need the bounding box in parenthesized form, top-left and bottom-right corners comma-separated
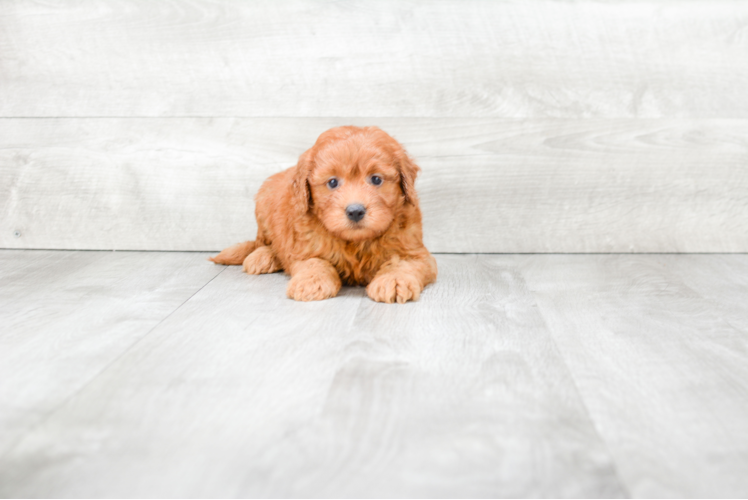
(367, 272, 422, 304)
(287, 274, 340, 302)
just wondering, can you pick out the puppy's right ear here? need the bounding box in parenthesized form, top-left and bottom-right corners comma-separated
(292, 149, 314, 215)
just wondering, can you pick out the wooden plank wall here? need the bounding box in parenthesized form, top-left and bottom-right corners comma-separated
(1, 1, 746, 252)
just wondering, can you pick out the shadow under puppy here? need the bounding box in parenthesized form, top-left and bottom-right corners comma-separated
(210, 126, 437, 303)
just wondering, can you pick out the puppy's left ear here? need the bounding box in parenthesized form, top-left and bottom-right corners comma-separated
(397, 150, 421, 205)
(292, 149, 314, 215)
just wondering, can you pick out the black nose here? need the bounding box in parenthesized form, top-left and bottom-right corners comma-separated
(346, 204, 366, 223)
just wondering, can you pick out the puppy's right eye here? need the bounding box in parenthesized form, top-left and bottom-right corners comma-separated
(327, 178, 339, 189)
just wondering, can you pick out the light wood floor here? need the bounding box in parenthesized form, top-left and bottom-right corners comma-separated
(1, 251, 747, 498)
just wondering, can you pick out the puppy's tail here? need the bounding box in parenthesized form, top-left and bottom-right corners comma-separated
(208, 240, 260, 265)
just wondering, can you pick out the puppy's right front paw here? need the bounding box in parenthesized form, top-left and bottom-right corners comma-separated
(286, 274, 340, 301)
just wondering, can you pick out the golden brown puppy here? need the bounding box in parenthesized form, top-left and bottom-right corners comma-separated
(210, 126, 437, 303)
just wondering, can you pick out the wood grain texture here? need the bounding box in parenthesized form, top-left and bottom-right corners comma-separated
(2, 117, 747, 253)
(1, 0, 747, 118)
(517, 254, 748, 497)
(0, 250, 223, 456)
(0, 254, 626, 498)
(665, 255, 748, 334)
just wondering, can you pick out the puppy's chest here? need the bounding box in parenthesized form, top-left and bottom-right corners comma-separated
(329, 244, 390, 286)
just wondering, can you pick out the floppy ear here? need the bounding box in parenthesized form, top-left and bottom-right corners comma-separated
(397, 150, 421, 205)
(292, 149, 315, 215)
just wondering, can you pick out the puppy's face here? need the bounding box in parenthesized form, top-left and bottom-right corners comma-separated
(295, 127, 418, 242)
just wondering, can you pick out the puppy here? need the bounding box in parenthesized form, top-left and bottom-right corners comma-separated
(209, 126, 437, 303)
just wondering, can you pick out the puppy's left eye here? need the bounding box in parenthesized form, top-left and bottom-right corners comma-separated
(370, 175, 383, 186)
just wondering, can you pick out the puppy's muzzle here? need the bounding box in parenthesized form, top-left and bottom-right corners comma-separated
(346, 203, 366, 223)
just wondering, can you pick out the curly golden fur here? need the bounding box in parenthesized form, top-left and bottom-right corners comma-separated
(209, 126, 437, 303)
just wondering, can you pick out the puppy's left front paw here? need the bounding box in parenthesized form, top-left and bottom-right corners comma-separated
(367, 272, 422, 304)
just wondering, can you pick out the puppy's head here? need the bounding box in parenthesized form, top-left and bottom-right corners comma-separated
(293, 126, 420, 242)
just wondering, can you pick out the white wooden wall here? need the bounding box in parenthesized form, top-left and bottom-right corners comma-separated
(1, 1, 746, 252)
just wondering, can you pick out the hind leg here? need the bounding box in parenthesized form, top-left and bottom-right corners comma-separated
(243, 246, 282, 274)
(209, 240, 258, 265)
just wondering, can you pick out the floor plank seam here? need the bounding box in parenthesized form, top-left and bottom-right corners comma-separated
(521, 285, 634, 498)
(0, 263, 229, 462)
(342, 288, 368, 328)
